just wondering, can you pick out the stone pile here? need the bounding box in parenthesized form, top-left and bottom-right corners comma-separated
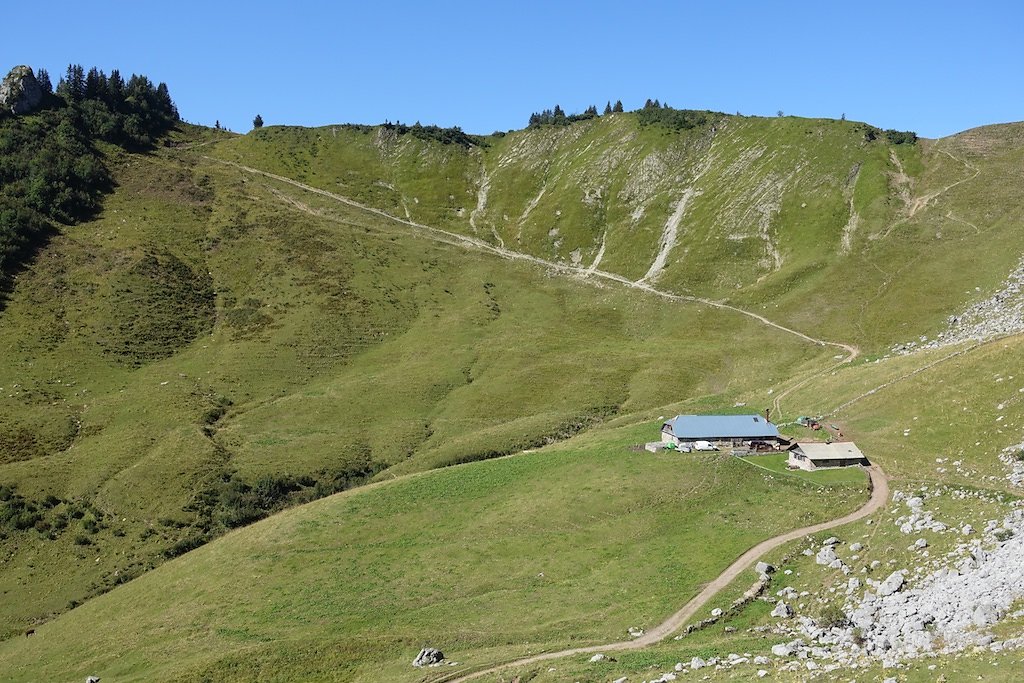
(629, 652, 773, 682)
(774, 498, 1024, 668)
(893, 256, 1024, 354)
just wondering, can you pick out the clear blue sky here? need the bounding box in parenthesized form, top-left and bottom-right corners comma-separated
(5, 0, 1021, 138)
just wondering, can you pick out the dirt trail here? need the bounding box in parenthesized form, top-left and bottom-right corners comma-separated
(198, 156, 900, 681)
(878, 147, 980, 240)
(825, 343, 982, 417)
(206, 157, 858, 367)
(908, 149, 979, 218)
(441, 466, 889, 683)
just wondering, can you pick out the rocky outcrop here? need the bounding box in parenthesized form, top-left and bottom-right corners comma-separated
(769, 485, 1024, 670)
(0, 66, 43, 115)
(412, 647, 444, 667)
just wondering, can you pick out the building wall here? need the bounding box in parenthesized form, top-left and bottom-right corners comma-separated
(788, 452, 814, 471)
(809, 457, 865, 469)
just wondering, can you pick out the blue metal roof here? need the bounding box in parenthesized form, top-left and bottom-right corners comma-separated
(662, 414, 780, 439)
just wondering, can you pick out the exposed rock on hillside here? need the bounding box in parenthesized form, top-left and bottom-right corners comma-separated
(896, 255, 1024, 354)
(0, 65, 43, 115)
(412, 647, 444, 667)
(769, 479, 1024, 670)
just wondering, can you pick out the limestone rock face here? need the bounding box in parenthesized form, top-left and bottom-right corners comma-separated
(0, 66, 43, 115)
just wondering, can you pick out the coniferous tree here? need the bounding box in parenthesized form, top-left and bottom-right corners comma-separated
(253, 114, 264, 129)
(613, 100, 624, 113)
(107, 69, 125, 108)
(603, 101, 612, 115)
(85, 67, 107, 100)
(552, 104, 565, 124)
(57, 64, 86, 102)
(35, 68, 52, 95)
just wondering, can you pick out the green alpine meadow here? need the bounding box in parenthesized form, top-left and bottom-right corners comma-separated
(0, 59, 1023, 682)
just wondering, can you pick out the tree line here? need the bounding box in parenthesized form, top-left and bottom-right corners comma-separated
(527, 99, 720, 132)
(528, 100, 624, 128)
(0, 64, 179, 281)
(863, 126, 918, 145)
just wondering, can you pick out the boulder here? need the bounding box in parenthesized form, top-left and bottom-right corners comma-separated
(771, 642, 793, 657)
(877, 571, 905, 597)
(771, 600, 793, 618)
(85, 678, 101, 683)
(755, 561, 775, 575)
(815, 546, 838, 565)
(914, 538, 929, 549)
(710, 608, 723, 617)
(0, 66, 43, 115)
(849, 542, 863, 552)
(972, 603, 1001, 628)
(412, 647, 445, 667)
(589, 653, 607, 662)
(822, 536, 840, 546)
(690, 656, 707, 669)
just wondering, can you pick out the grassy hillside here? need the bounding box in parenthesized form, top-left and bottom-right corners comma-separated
(492, 332, 1024, 682)
(211, 116, 1024, 352)
(0, 124, 833, 635)
(0, 422, 868, 682)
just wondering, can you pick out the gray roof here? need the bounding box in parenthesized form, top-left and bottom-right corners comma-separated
(795, 442, 866, 461)
(662, 414, 780, 439)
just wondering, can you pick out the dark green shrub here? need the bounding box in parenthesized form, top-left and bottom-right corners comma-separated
(818, 603, 848, 628)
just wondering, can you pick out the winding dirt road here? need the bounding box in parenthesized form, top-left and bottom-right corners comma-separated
(442, 466, 889, 683)
(195, 156, 893, 682)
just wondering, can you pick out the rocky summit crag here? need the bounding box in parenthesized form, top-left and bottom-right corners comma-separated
(0, 65, 42, 115)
